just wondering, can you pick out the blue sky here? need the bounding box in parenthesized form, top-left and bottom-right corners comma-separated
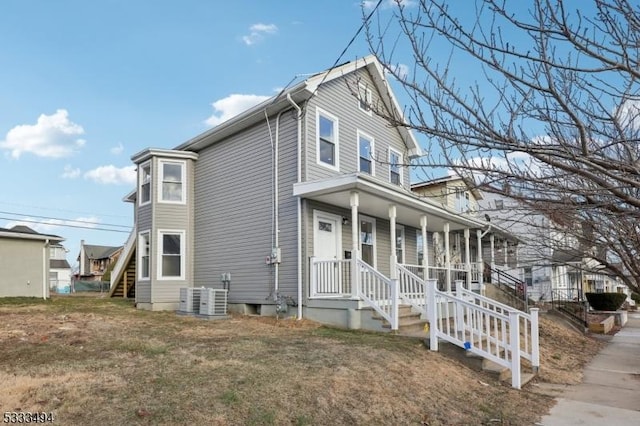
(1, 0, 415, 267)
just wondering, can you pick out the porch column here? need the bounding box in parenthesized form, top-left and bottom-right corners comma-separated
(490, 234, 495, 271)
(477, 230, 484, 294)
(389, 205, 397, 279)
(444, 222, 451, 292)
(350, 191, 359, 299)
(420, 215, 428, 275)
(503, 240, 508, 266)
(464, 228, 471, 290)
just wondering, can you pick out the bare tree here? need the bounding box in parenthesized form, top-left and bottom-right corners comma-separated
(365, 0, 640, 293)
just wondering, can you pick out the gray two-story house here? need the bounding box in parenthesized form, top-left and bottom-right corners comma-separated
(110, 56, 511, 330)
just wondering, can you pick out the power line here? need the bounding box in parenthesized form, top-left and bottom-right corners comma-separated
(0, 210, 131, 229)
(0, 216, 131, 233)
(0, 201, 131, 219)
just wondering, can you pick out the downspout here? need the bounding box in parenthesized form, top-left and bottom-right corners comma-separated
(43, 239, 49, 300)
(287, 93, 303, 320)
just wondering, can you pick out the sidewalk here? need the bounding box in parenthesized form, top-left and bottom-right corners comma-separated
(539, 312, 640, 425)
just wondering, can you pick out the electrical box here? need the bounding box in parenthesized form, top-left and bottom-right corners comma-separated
(270, 247, 281, 264)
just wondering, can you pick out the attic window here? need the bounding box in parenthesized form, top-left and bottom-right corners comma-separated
(358, 83, 372, 115)
(495, 200, 504, 210)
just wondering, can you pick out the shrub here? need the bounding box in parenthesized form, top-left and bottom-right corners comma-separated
(631, 292, 640, 304)
(585, 292, 627, 311)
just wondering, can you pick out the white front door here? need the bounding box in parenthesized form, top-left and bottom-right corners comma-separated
(313, 210, 343, 295)
(313, 211, 342, 259)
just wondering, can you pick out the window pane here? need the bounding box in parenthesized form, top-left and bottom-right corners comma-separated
(319, 115, 334, 141)
(141, 256, 149, 278)
(163, 182, 182, 201)
(141, 183, 150, 202)
(318, 221, 332, 232)
(391, 171, 400, 185)
(319, 139, 335, 165)
(359, 136, 372, 174)
(360, 221, 373, 245)
(163, 163, 182, 182)
(163, 234, 181, 255)
(360, 158, 372, 174)
(162, 256, 181, 277)
(362, 244, 374, 266)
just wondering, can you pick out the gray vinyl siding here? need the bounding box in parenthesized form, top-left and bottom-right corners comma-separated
(303, 69, 411, 189)
(0, 238, 48, 298)
(193, 113, 299, 304)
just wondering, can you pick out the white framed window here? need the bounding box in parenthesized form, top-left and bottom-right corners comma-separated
(159, 160, 186, 204)
(316, 108, 339, 170)
(416, 231, 424, 265)
(157, 230, 185, 280)
(358, 82, 372, 115)
(389, 148, 402, 186)
(139, 161, 151, 206)
(357, 130, 374, 175)
(359, 215, 376, 268)
(455, 189, 470, 212)
(396, 224, 405, 264)
(138, 231, 150, 280)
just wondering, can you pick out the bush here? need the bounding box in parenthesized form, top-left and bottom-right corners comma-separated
(585, 292, 627, 311)
(631, 292, 640, 304)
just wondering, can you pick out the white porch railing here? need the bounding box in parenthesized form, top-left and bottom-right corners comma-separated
(427, 279, 539, 389)
(397, 264, 427, 316)
(109, 227, 137, 290)
(309, 258, 352, 297)
(357, 259, 398, 330)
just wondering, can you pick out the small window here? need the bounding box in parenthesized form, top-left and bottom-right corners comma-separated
(455, 189, 470, 212)
(158, 230, 185, 279)
(358, 83, 372, 114)
(396, 225, 405, 264)
(139, 232, 150, 280)
(524, 267, 533, 287)
(495, 199, 504, 210)
(318, 221, 332, 232)
(360, 216, 376, 267)
(316, 109, 339, 169)
(358, 131, 374, 175)
(139, 162, 151, 205)
(389, 149, 402, 186)
(159, 160, 185, 203)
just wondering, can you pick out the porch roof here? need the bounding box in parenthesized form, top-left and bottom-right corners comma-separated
(293, 174, 487, 232)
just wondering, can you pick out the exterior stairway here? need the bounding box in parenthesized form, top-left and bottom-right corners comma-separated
(372, 304, 428, 336)
(110, 257, 136, 298)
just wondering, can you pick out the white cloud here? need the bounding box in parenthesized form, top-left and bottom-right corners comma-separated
(84, 165, 136, 185)
(205, 94, 271, 127)
(110, 142, 124, 155)
(0, 109, 85, 159)
(362, 0, 415, 10)
(5, 216, 100, 234)
(386, 63, 410, 81)
(61, 164, 81, 179)
(242, 23, 278, 46)
(616, 98, 640, 130)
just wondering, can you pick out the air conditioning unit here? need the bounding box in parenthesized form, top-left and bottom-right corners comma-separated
(179, 287, 203, 314)
(199, 288, 228, 317)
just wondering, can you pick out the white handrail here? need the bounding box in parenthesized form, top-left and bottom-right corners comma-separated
(397, 264, 427, 317)
(427, 279, 539, 389)
(357, 259, 398, 330)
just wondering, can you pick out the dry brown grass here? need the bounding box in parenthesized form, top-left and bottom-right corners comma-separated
(0, 296, 602, 425)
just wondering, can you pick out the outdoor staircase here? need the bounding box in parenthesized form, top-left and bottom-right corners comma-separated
(372, 304, 428, 336)
(109, 229, 137, 299)
(110, 257, 136, 298)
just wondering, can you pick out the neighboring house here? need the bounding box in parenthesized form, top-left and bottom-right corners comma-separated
(77, 240, 123, 282)
(49, 243, 72, 293)
(109, 56, 519, 328)
(0, 225, 63, 298)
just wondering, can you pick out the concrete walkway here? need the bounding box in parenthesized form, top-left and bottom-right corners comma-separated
(539, 312, 640, 425)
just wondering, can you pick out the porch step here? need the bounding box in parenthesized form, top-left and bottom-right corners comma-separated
(433, 341, 536, 387)
(370, 305, 428, 336)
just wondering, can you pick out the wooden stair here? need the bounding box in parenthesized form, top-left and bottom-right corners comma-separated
(110, 257, 136, 298)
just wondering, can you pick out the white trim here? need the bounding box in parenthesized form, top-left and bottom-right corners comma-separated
(312, 210, 343, 259)
(357, 130, 375, 176)
(138, 231, 151, 281)
(158, 159, 187, 205)
(359, 214, 377, 268)
(315, 107, 340, 171)
(388, 147, 403, 186)
(157, 229, 186, 281)
(357, 82, 373, 116)
(396, 224, 406, 264)
(138, 160, 151, 207)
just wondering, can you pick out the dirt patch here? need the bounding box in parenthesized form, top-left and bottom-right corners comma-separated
(0, 296, 603, 425)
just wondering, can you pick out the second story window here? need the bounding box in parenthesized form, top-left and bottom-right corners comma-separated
(455, 189, 470, 212)
(389, 148, 402, 186)
(159, 160, 185, 203)
(358, 131, 374, 175)
(358, 83, 372, 115)
(317, 108, 339, 170)
(139, 162, 151, 205)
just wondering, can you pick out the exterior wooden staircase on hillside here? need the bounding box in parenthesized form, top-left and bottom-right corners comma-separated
(110, 256, 136, 298)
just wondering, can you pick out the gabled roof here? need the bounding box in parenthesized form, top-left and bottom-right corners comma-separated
(412, 175, 483, 200)
(0, 225, 64, 242)
(51, 259, 71, 269)
(82, 244, 122, 260)
(172, 55, 422, 157)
